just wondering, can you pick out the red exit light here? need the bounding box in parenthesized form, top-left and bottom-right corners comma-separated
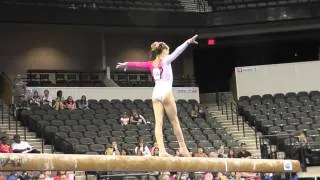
(208, 38, 215, 45)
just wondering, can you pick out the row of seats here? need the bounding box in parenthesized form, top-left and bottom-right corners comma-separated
(27, 80, 105, 87)
(26, 72, 105, 87)
(19, 99, 239, 154)
(238, 91, 320, 164)
(0, 0, 184, 11)
(209, 0, 319, 11)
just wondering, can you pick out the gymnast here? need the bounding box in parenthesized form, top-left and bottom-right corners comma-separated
(116, 34, 198, 157)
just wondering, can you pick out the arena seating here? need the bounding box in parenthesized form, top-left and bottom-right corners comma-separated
(238, 91, 320, 164)
(18, 99, 239, 154)
(209, 0, 320, 11)
(0, 0, 184, 12)
(26, 71, 105, 87)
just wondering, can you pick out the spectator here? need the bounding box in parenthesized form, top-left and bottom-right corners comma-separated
(217, 145, 226, 158)
(208, 151, 218, 158)
(44, 171, 54, 180)
(111, 141, 120, 155)
(175, 150, 181, 157)
(38, 174, 45, 180)
(130, 110, 149, 125)
(41, 89, 52, 106)
(105, 147, 114, 155)
(228, 149, 235, 158)
(120, 149, 129, 156)
(0, 136, 12, 153)
(191, 105, 200, 119)
(120, 111, 130, 126)
(65, 96, 76, 111)
(77, 95, 89, 110)
(194, 147, 207, 157)
(29, 91, 41, 106)
(54, 171, 71, 180)
(198, 106, 206, 119)
(135, 139, 151, 156)
(295, 132, 308, 172)
(153, 147, 159, 156)
(150, 142, 158, 155)
(237, 143, 252, 158)
(136, 150, 143, 156)
(53, 90, 65, 111)
(105, 141, 120, 156)
(194, 147, 207, 179)
(11, 134, 40, 153)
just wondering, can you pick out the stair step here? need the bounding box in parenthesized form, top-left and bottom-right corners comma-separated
(1, 129, 28, 133)
(226, 126, 254, 133)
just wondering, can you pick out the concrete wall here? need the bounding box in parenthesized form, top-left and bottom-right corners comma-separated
(0, 24, 195, 80)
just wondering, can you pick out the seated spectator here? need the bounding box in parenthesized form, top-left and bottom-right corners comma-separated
(208, 151, 218, 158)
(175, 150, 181, 157)
(11, 134, 40, 153)
(153, 147, 159, 156)
(198, 106, 206, 119)
(150, 142, 158, 156)
(77, 95, 89, 110)
(136, 150, 143, 156)
(194, 147, 207, 157)
(130, 110, 149, 125)
(105, 141, 120, 156)
(228, 149, 235, 158)
(120, 149, 129, 156)
(135, 139, 151, 156)
(29, 91, 41, 106)
(237, 143, 252, 158)
(217, 145, 226, 158)
(38, 174, 45, 180)
(0, 136, 12, 153)
(53, 90, 65, 111)
(41, 89, 52, 106)
(65, 96, 76, 111)
(105, 147, 113, 155)
(120, 111, 130, 126)
(44, 171, 54, 180)
(54, 171, 71, 180)
(191, 105, 200, 119)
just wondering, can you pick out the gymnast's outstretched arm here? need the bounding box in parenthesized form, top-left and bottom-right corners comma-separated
(116, 61, 151, 71)
(163, 34, 198, 64)
(127, 61, 151, 70)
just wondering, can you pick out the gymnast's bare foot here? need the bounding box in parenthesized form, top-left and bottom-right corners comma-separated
(179, 149, 191, 157)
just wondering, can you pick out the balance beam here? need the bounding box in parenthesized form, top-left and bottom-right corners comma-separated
(0, 154, 300, 173)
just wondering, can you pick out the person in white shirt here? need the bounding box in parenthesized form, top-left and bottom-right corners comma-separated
(11, 134, 40, 153)
(41, 89, 52, 106)
(135, 139, 151, 156)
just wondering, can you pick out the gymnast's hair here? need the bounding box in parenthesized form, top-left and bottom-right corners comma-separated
(150, 41, 169, 60)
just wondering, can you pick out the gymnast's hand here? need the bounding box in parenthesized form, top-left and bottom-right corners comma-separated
(187, 34, 199, 45)
(116, 62, 128, 71)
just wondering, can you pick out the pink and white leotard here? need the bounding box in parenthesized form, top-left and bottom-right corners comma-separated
(127, 41, 189, 101)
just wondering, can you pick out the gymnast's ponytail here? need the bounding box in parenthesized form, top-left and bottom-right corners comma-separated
(150, 41, 169, 60)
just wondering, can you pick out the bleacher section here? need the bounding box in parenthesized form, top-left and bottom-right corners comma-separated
(238, 91, 320, 165)
(209, 0, 320, 11)
(26, 70, 105, 87)
(18, 99, 239, 155)
(0, 0, 184, 12)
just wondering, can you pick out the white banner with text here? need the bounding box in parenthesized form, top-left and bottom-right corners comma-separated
(235, 60, 320, 99)
(26, 87, 199, 102)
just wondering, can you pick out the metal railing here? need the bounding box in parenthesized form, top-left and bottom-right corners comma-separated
(218, 93, 261, 149)
(218, 93, 245, 136)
